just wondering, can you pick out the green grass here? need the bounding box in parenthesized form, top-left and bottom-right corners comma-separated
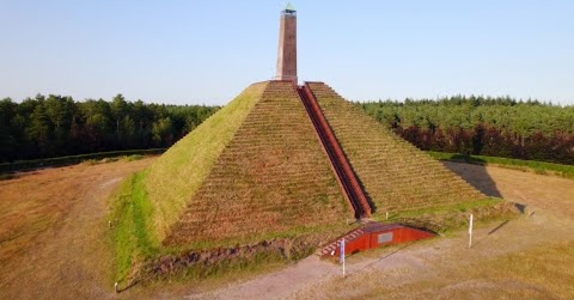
(427, 151, 574, 179)
(109, 171, 159, 283)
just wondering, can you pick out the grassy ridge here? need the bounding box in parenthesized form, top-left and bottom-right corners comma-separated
(428, 151, 574, 179)
(109, 171, 159, 283)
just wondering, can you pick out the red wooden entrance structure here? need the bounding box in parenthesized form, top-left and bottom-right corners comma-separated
(317, 222, 435, 258)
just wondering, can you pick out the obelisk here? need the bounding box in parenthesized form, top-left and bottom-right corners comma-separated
(275, 3, 297, 82)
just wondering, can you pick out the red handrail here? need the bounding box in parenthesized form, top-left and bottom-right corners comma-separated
(295, 82, 371, 219)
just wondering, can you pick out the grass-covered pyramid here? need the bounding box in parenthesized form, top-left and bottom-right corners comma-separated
(111, 80, 496, 282)
(147, 81, 349, 247)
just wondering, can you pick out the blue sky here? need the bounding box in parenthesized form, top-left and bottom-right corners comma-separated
(1, 0, 572, 105)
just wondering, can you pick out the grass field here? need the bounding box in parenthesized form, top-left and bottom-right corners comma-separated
(177, 161, 574, 300)
(0, 157, 153, 300)
(0, 156, 152, 265)
(5, 80, 565, 297)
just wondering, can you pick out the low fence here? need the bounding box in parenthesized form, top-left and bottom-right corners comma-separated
(0, 148, 167, 173)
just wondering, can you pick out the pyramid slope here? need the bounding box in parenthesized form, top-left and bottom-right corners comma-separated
(154, 81, 348, 248)
(307, 82, 486, 214)
(145, 82, 268, 241)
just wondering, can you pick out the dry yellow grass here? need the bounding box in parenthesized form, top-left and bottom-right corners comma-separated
(0, 157, 153, 300)
(0, 158, 152, 264)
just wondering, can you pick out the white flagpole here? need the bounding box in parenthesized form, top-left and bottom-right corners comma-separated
(468, 214, 474, 249)
(340, 238, 346, 277)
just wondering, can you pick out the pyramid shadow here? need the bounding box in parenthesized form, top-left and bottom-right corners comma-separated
(440, 160, 502, 198)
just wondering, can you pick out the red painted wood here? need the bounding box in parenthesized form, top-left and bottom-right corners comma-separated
(319, 223, 435, 258)
(296, 82, 371, 218)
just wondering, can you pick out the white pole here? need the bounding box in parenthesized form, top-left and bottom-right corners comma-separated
(340, 239, 346, 277)
(468, 214, 474, 249)
(343, 256, 345, 277)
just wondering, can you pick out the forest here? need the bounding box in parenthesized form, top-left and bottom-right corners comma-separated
(0, 94, 219, 163)
(2, 94, 573, 165)
(357, 96, 574, 165)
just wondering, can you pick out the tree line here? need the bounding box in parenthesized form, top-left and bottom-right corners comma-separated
(357, 96, 574, 165)
(0, 94, 220, 163)
(3, 93, 572, 165)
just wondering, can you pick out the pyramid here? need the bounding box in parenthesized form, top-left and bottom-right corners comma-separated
(141, 80, 486, 250)
(111, 6, 497, 282)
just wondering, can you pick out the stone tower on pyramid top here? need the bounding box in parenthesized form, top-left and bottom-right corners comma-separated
(275, 3, 297, 82)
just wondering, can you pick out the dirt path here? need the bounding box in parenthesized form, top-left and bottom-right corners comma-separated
(0, 158, 152, 300)
(0, 161, 573, 299)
